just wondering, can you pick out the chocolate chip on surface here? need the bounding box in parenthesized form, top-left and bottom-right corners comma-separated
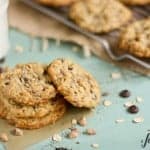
(128, 105, 139, 114)
(119, 90, 131, 98)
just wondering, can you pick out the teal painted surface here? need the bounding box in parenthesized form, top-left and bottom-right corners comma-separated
(0, 29, 150, 150)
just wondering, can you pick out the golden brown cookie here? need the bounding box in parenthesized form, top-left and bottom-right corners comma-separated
(0, 96, 63, 118)
(0, 63, 56, 106)
(48, 58, 101, 108)
(69, 0, 132, 33)
(36, 0, 76, 7)
(119, 18, 150, 58)
(119, 0, 150, 5)
(6, 96, 67, 129)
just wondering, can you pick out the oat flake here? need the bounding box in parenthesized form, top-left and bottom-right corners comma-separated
(52, 134, 62, 142)
(103, 100, 112, 107)
(91, 143, 99, 148)
(136, 97, 143, 103)
(133, 117, 144, 123)
(115, 119, 125, 123)
(111, 72, 122, 79)
(71, 118, 77, 125)
(124, 101, 133, 107)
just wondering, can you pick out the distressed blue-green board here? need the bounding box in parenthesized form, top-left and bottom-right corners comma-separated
(0, 29, 150, 150)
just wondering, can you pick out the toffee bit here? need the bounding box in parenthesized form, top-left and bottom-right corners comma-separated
(85, 128, 96, 135)
(68, 128, 79, 139)
(77, 116, 87, 126)
(12, 128, 23, 136)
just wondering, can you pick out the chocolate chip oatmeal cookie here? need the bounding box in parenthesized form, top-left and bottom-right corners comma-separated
(69, 0, 132, 33)
(0, 63, 56, 106)
(48, 58, 101, 108)
(119, 18, 150, 58)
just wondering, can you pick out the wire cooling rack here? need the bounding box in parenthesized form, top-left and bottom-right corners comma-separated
(21, 0, 150, 69)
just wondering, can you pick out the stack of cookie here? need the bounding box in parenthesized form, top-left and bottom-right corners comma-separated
(0, 58, 101, 129)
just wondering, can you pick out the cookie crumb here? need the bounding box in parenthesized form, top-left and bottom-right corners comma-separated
(91, 143, 99, 148)
(0, 133, 8, 142)
(136, 97, 143, 103)
(111, 72, 121, 79)
(12, 128, 23, 136)
(15, 45, 24, 53)
(77, 117, 87, 126)
(68, 128, 79, 139)
(85, 128, 96, 135)
(52, 134, 62, 142)
(133, 117, 144, 123)
(103, 100, 112, 107)
(71, 118, 77, 125)
(124, 101, 133, 107)
(115, 119, 125, 123)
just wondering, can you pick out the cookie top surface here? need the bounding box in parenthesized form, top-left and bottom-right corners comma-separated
(69, 0, 132, 33)
(119, 18, 150, 58)
(119, 0, 150, 5)
(7, 95, 67, 129)
(36, 0, 76, 7)
(48, 58, 101, 108)
(0, 63, 56, 106)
